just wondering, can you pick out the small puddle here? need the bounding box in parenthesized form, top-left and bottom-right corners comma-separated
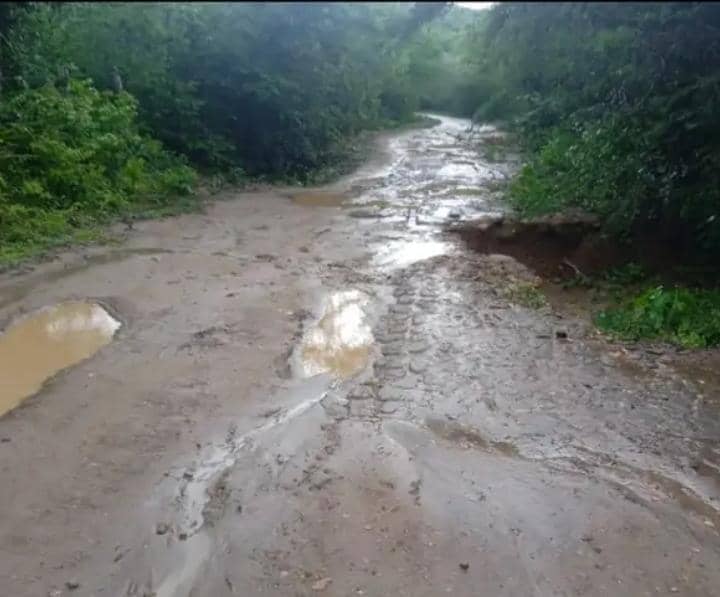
(0, 301, 121, 416)
(373, 239, 451, 270)
(291, 191, 346, 207)
(295, 290, 373, 379)
(425, 416, 519, 457)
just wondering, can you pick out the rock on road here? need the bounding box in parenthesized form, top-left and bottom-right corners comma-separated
(0, 115, 719, 596)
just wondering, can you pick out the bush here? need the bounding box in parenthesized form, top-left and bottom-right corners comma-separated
(595, 286, 720, 348)
(0, 79, 196, 262)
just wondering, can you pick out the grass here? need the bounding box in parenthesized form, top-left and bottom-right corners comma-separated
(0, 194, 203, 269)
(559, 262, 720, 349)
(595, 285, 720, 349)
(503, 281, 547, 309)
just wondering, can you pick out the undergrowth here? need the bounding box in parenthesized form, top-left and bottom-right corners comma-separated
(0, 79, 196, 265)
(560, 262, 720, 348)
(503, 281, 547, 309)
(596, 286, 720, 349)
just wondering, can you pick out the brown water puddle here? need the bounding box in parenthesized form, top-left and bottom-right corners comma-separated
(291, 191, 346, 207)
(0, 301, 121, 416)
(295, 290, 373, 379)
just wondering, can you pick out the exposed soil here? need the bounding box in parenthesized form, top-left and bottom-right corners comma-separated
(0, 115, 719, 597)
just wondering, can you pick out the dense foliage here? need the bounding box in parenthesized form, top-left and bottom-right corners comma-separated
(4, 2, 446, 175)
(0, 78, 195, 262)
(457, 2, 720, 256)
(0, 2, 447, 263)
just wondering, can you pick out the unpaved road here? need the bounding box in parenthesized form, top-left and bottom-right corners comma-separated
(1, 115, 719, 596)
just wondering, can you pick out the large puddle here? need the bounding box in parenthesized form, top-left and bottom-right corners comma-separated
(295, 290, 373, 379)
(0, 301, 121, 416)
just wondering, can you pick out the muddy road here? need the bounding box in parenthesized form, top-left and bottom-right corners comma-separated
(1, 115, 719, 596)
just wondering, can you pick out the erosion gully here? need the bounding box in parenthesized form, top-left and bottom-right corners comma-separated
(0, 115, 718, 596)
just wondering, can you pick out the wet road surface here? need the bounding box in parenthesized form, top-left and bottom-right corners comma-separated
(0, 115, 719, 596)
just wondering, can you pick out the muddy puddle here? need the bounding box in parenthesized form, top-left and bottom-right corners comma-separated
(373, 238, 452, 270)
(291, 191, 346, 207)
(295, 290, 373, 379)
(0, 301, 121, 415)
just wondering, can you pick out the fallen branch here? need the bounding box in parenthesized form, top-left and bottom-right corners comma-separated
(562, 258, 586, 278)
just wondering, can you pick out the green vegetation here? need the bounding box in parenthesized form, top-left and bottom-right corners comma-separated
(503, 281, 547, 310)
(596, 287, 720, 349)
(456, 3, 720, 256)
(0, 2, 450, 263)
(0, 79, 195, 263)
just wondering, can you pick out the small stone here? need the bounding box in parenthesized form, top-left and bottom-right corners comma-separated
(312, 577, 333, 591)
(65, 580, 80, 591)
(459, 562, 470, 572)
(155, 522, 170, 535)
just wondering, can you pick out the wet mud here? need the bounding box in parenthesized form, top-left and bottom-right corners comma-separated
(291, 190, 346, 207)
(0, 114, 719, 597)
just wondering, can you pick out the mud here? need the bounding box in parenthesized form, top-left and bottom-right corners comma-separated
(0, 114, 719, 597)
(452, 215, 606, 280)
(291, 190, 346, 207)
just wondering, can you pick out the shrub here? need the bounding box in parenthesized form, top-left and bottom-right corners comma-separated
(0, 79, 196, 262)
(595, 286, 720, 348)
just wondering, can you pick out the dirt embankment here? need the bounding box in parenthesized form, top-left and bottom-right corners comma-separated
(452, 212, 720, 287)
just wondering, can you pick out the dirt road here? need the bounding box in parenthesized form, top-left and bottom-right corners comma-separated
(1, 115, 719, 596)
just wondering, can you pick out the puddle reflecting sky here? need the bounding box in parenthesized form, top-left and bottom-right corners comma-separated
(0, 302, 121, 416)
(373, 239, 451, 270)
(297, 290, 373, 379)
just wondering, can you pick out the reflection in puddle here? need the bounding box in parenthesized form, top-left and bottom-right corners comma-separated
(297, 290, 373, 379)
(0, 301, 121, 416)
(374, 239, 451, 270)
(292, 191, 346, 207)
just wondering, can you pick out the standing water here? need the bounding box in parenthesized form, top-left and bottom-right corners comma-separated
(0, 301, 121, 416)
